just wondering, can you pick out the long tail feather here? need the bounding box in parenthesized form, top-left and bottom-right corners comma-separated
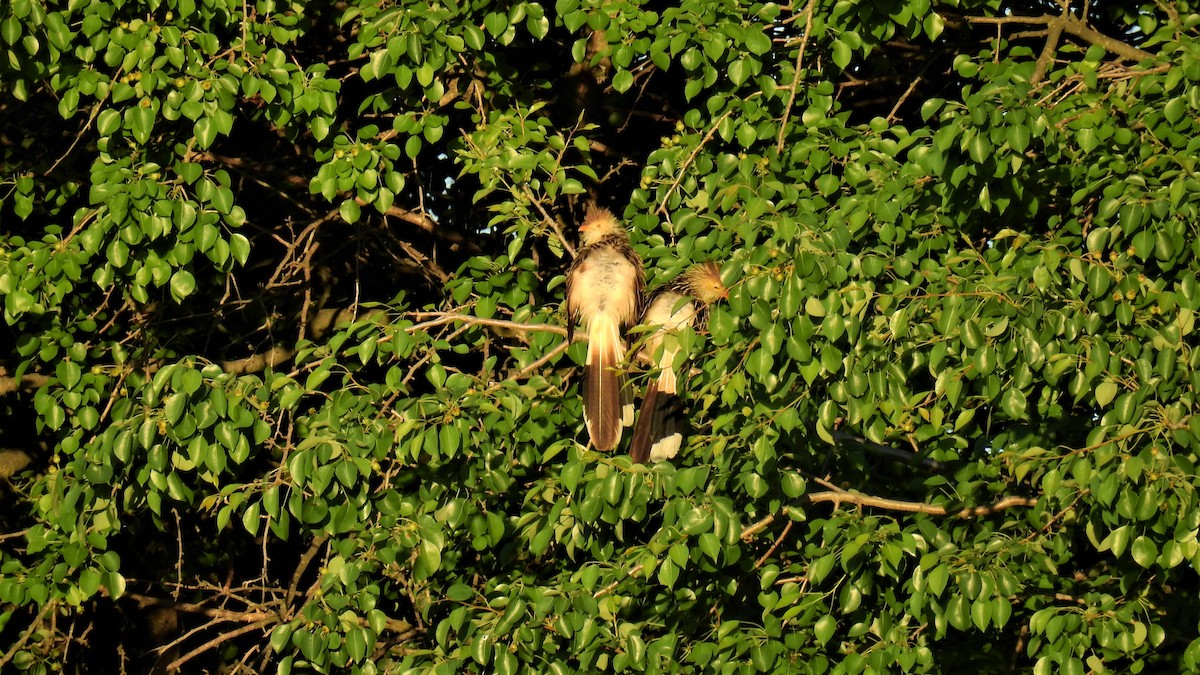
(657, 360, 678, 395)
(629, 382, 660, 464)
(630, 370, 687, 463)
(648, 401, 685, 462)
(621, 378, 635, 428)
(584, 312, 624, 451)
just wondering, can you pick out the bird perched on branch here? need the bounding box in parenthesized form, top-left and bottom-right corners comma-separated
(629, 262, 727, 463)
(565, 206, 644, 451)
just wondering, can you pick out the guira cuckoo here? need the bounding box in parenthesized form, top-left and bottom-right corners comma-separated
(565, 206, 644, 451)
(629, 262, 727, 463)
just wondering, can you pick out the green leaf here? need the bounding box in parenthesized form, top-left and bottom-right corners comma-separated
(471, 634, 494, 666)
(229, 233, 251, 265)
(126, 104, 155, 144)
(745, 30, 772, 56)
(612, 69, 634, 93)
(102, 572, 127, 599)
(831, 40, 852, 69)
(1130, 536, 1157, 568)
(1000, 388, 1027, 420)
(483, 12, 508, 38)
(195, 117, 217, 148)
(971, 597, 991, 630)
(462, 25, 485, 50)
(814, 615, 836, 645)
(97, 109, 121, 136)
(729, 59, 750, 86)
(169, 270, 196, 302)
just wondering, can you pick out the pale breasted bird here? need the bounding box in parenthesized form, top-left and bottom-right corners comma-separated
(629, 262, 727, 463)
(565, 206, 644, 451)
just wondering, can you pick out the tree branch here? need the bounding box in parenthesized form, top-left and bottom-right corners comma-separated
(284, 534, 328, 615)
(220, 346, 296, 377)
(122, 591, 273, 624)
(832, 430, 946, 472)
(654, 108, 737, 219)
(740, 493, 1038, 540)
(1, 310, 571, 396)
(596, 492, 1036, 598)
(1055, 13, 1155, 61)
(0, 373, 49, 396)
(522, 186, 576, 258)
(404, 312, 569, 337)
(165, 618, 273, 673)
(947, 10, 1156, 81)
(776, 0, 816, 155)
(0, 602, 53, 668)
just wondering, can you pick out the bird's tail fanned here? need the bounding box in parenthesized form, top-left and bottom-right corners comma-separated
(584, 312, 624, 451)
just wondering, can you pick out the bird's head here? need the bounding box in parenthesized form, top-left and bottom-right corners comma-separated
(578, 206, 621, 245)
(684, 261, 728, 305)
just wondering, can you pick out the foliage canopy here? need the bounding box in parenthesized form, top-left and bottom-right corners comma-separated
(2, 0, 1200, 672)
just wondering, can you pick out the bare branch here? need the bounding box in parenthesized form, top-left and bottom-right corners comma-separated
(285, 534, 329, 614)
(777, 0, 816, 154)
(597, 492, 1036, 598)
(221, 346, 296, 376)
(0, 602, 53, 668)
(754, 520, 795, 568)
(122, 592, 274, 624)
(522, 186, 576, 258)
(654, 107, 738, 220)
(505, 340, 572, 382)
(946, 10, 1157, 80)
(740, 493, 1038, 540)
(404, 312, 569, 337)
(1, 310, 571, 397)
(166, 618, 273, 673)
(832, 431, 946, 472)
(0, 373, 50, 396)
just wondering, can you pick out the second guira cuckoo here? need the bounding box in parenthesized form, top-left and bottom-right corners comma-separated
(629, 261, 727, 463)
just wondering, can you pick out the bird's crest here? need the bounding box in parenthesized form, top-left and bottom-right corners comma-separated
(683, 261, 728, 305)
(579, 205, 621, 244)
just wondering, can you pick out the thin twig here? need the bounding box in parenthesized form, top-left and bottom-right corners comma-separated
(46, 65, 124, 175)
(654, 108, 738, 218)
(886, 76, 924, 124)
(0, 602, 53, 667)
(121, 592, 274, 623)
(506, 340, 572, 383)
(754, 520, 794, 568)
(777, 0, 816, 154)
(523, 186, 576, 258)
(165, 618, 273, 672)
(285, 534, 329, 616)
(740, 493, 1038, 540)
(405, 312, 568, 337)
(956, 11, 1156, 63)
(593, 564, 643, 599)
